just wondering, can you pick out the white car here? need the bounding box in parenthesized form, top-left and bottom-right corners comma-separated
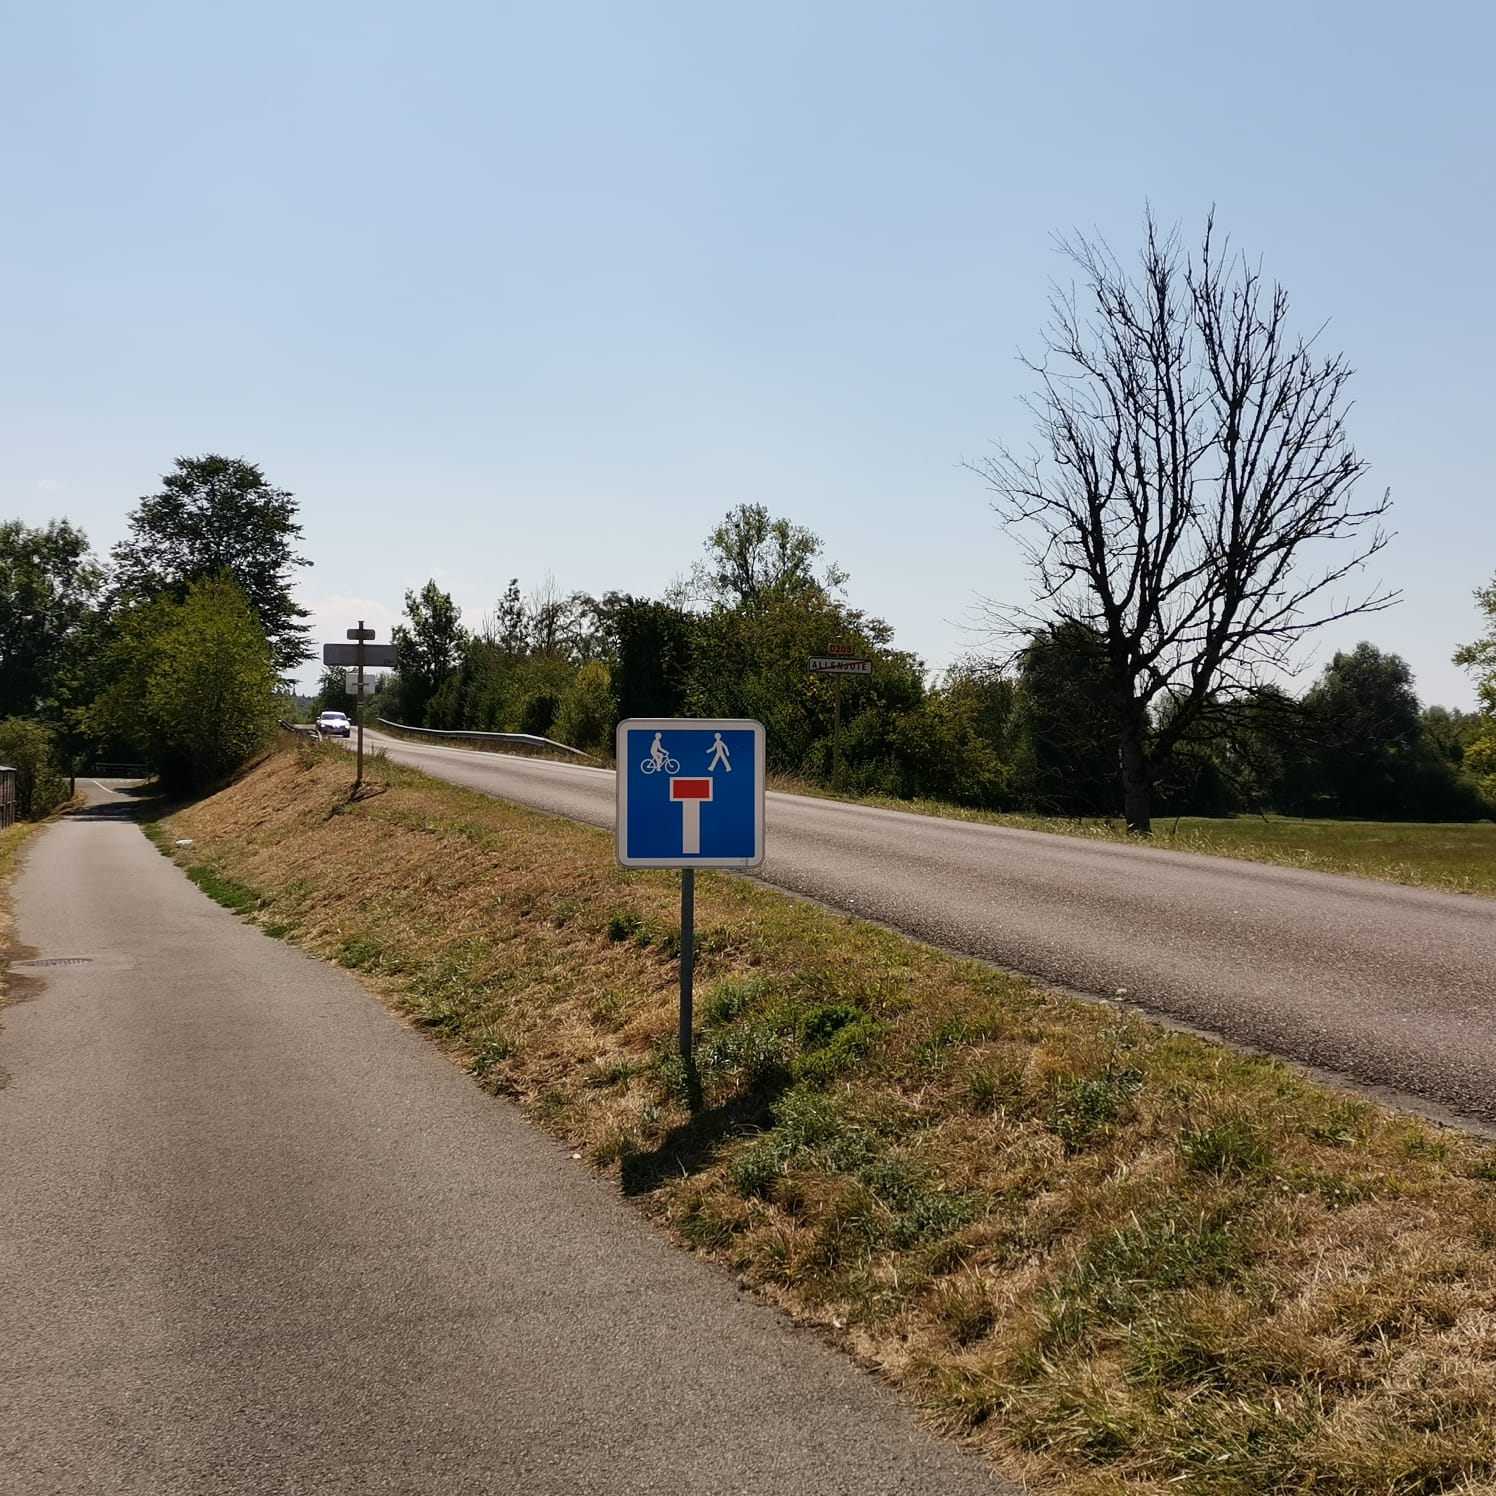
(316, 711, 352, 738)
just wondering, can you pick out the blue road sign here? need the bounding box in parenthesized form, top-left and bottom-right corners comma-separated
(616, 718, 766, 868)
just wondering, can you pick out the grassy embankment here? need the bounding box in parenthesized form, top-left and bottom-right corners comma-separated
(151, 740, 1496, 1495)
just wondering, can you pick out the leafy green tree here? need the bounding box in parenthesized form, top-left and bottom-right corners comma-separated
(1454, 573, 1496, 803)
(314, 666, 353, 714)
(0, 519, 104, 719)
(689, 503, 847, 611)
(1148, 704, 1238, 818)
(611, 597, 694, 721)
(390, 580, 465, 726)
(881, 694, 1009, 807)
(973, 213, 1394, 833)
(85, 574, 280, 792)
(1009, 622, 1120, 816)
(1467, 735, 1496, 802)
(686, 586, 919, 778)
(111, 455, 312, 673)
(1276, 643, 1485, 820)
(938, 659, 1018, 758)
(1420, 705, 1486, 771)
(1282, 644, 1419, 817)
(0, 717, 71, 819)
(553, 660, 614, 753)
(485, 579, 530, 659)
(524, 574, 603, 661)
(1455, 573, 1496, 714)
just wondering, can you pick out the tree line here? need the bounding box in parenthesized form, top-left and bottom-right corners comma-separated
(369, 499, 1494, 825)
(1, 455, 305, 811)
(4, 212, 1495, 828)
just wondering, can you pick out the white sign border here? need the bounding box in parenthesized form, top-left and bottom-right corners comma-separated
(615, 717, 766, 869)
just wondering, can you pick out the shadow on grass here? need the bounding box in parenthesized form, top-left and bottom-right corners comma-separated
(620, 1061, 792, 1197)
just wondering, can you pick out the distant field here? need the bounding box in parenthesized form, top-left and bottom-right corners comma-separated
(1145, 814, 1496, 895)
(781, 782, 1496, 898)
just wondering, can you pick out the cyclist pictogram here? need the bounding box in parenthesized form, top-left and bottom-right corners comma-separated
(640, 731, 680, 774)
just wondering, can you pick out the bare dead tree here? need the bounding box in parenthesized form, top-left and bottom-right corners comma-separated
(972, 212, 1397, 834)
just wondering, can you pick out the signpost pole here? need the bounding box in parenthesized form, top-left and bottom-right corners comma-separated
(679, 870, 695, 1063)
(615, 716, 765, 1075)
(355, 620, 365, 791)
(833, 676, 842, 789)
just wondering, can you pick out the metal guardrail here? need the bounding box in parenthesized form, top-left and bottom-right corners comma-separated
(88, 763, 151, 778)
(0, 765, 15, 830)
(374, 720, 593, 758)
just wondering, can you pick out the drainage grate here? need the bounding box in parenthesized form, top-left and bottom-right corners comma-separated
(11, 957, 93, 968)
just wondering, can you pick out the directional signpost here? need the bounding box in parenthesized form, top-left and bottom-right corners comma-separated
(616, 718, 766, 1067)
(809, 649, 872, 786)
(322, 624, 398, 790)
(322, 642, 398, 667)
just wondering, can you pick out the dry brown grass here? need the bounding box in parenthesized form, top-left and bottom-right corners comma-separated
(0, 817, 47, 1007)
(148, 740, 1496, 1495)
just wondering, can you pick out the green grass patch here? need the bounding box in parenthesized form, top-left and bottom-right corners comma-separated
(183, 864, 266, 914)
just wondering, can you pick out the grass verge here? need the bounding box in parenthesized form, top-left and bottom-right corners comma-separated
(157, 740, 1496, 1494)
(1, 815, 58, 1007)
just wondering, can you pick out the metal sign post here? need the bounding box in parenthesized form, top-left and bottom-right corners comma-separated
(616, 718, 767, 1065)
(834, 674, 842, 787)
(679, 870, 695, 1060)
(349, 624, 373, 788)
(323, 632, 397, 792)
(809, 656, 871, 791)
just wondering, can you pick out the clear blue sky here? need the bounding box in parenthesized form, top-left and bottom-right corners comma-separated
(3, 1, 1491, 707)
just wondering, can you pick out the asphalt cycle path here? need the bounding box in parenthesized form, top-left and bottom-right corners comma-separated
(362, 731, 1496, 1133)
(0, 784, 1008, 1496)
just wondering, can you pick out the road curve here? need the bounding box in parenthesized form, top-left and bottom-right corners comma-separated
(0, 782, 1006, 1495)
(362, 731, 1496, 1130)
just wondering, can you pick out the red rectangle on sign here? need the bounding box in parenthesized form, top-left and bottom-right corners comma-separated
(670, 778, 713, 801)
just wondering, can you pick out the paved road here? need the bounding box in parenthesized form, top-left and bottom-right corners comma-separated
(363, 731, 1496, 1131)
(0, 783, 1007, 1495)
